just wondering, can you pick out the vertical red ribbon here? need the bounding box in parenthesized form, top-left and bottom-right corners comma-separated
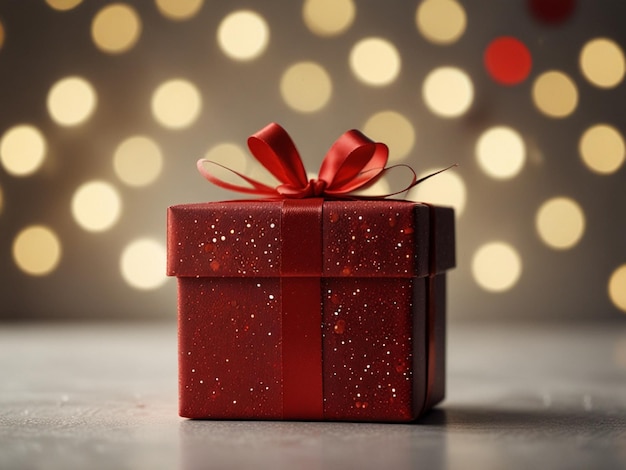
(279, 199, 324, 419)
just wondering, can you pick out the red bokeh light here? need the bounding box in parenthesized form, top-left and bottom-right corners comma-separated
(484, 36, 532, 86)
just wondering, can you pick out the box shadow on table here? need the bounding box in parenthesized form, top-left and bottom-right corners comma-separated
(178, 417, 446, 469)
(420, 405, 626, 436)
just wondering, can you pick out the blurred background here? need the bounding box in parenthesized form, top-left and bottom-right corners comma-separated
(0, 0, 625, 322)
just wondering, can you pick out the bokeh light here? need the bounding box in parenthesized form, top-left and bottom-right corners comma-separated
(280, 62, 332, 113)
(350, 37, 401, 86)
(151, 79, 202, 129)
(12, 225, 62, 276)
(0, 185, 4, 214)
(528, 0, 576, 24)
(71, 181, 122, 232)
(532, 70, 578, 118)
(217, 10, 269, 61)
(472, 241, 522, 292)
(580, 38, 625, 89)
(0, 19, 5, 50)
(120, 238, 168, 290)
(155, 0, 203, 21)
(579, 124, 625, 174)
(47, 76, 97, 126)
(91, 3, 141, 54)
(423, 66, 474, 118)
(303, 0, 355, 37)
(113, 136, 163, 187)
(205, 142, 248, 173)
(608, 264, 626, 313)
(416, 0, 466, 45)
(476, 126, 526, 179)
(362, 111, 415, 162)
(408, 168, 466, 215)
(484, 36, 532, 85)
(45, 0, 82, 11)
(0, 125, 47, 177)
(536, 197, 585, 250)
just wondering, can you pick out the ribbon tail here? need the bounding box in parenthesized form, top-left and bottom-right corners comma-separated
(197, 159, 280, 196)
(386, 163, 459, 197)
(409, 164, 459, 189)
(345, 163, 458, 199)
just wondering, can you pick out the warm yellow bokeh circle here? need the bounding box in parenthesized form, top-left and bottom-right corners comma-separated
(13, 225, 62, 276)
(46, 0, 83, 11)
(476, 126, 526, 179)
(579, 124, 625, 174)
(608, 265, 626, 313)
(535, 197, 585, 250)
(472, 242, 522, 292)
(416, 0, 466, 45)
(47, 76, 97, 126)
(303, 0, 355, 37)
(580, 38, 625, 89)
(151, 79, 202, 129)
(217, 10, 269, 61)
(155, 0, 203, 21)
(532, 71, 578, 118)
(0, 125, 47, 176)
(120, 238, 168, 290)
(362, 111, 415, 162)
(423, 67, 474, 118)
(280, 62, 332, 113)
(91, 3, 141, 54)
(350, 37, 401, 86)
(113, 136, 163, 187)
(71, 181, 122, 232)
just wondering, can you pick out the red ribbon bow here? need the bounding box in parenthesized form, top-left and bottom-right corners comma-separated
(198, 122, 452, 198)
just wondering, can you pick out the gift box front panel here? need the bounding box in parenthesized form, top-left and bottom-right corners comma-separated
(178, 275, 429, 421)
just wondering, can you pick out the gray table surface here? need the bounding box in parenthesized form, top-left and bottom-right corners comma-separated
(1, 321, 625, 470)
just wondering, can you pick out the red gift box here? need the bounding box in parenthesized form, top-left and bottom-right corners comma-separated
(166, 123, 456, 422)
(167, 199, 454, 422)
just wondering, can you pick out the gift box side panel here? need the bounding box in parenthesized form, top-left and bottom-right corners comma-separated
(321, 277, 423, 422)
(411, 276, 427, 419)
(424, 273, 447, 410)
(419, 204, 453, 412)
(430, 206, 456, 274)
(178, 277, 283, 419)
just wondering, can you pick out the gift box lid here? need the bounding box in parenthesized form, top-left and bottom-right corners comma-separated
(167, 199, 454, 279)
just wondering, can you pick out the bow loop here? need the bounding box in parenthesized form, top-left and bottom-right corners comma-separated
(247, 123, 308, 189)
(319, 130, 388, 195)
